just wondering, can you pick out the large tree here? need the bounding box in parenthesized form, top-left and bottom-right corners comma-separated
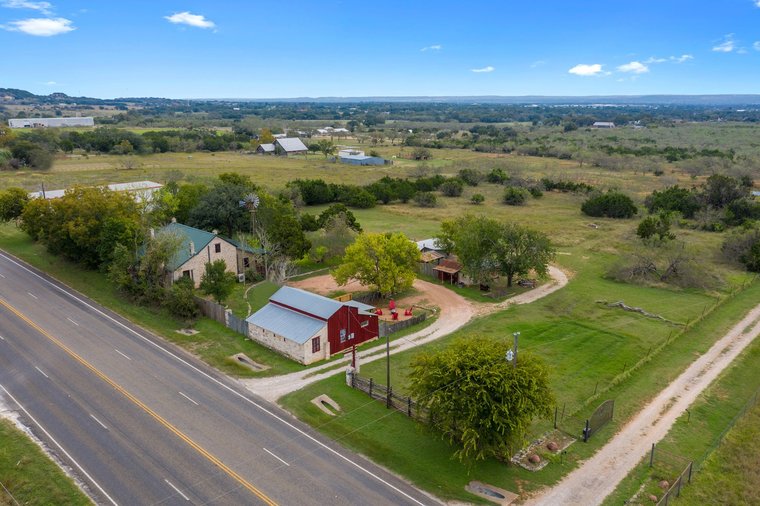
(333, 232, 419, 296)
(187, 182, 249, 237)
(409, 336, 554, 462)
(437, 215, 555, 287)
(0, 187, 29, 222)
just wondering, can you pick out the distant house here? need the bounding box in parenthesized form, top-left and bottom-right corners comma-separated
(8, 117, 95, 128)
(415, 238, 444, 253)
(272, 133, 287, 139)
(338, 148, 386, 166)
(156, 222, 261, 288)
(274, 137, 308, 156)
(28, 180, 163, 204)
(246, 286, 378, 364)
(256, 143, 275, 155)
(592, 122, 616, 129)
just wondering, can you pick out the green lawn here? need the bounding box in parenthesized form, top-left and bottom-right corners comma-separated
(280, 263, 760, 503)
(222, 280, 279, 319)
(603, 330, 760, 505)
(0, 419, 90, 505)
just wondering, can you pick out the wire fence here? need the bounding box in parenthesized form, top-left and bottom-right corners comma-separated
(347, 371, 426, 420)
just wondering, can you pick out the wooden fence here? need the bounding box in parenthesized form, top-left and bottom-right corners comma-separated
(347, 370, 426, 420)
(379, 313, 427, 337)
(193, 296, 248, 337)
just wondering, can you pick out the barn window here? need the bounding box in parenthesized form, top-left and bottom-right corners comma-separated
(340, 329, 347, 342)
(214, 243, 221, 253)
(312, 337, 320, 353)
(243, 257, 250, 268)
(360, 320, 369, 328)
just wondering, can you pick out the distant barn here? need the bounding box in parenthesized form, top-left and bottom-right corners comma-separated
(8, 117, 95, 128)
(592, 121, 616, 129)
(338, 148, 386, 166)
(274, 137, 308, 156)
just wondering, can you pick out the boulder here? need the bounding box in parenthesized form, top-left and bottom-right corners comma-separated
(547, 441, 559, 452)
(528, 454, 541, 464)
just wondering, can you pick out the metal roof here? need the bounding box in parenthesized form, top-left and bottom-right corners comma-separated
(344, 300, 376, 316)
(258, 143, 275, 152)
(246, 303, 326, 344)
(434, 259, 462, 274)
(270, 286, 343, 320)
(161, 222, 218, 271)
(275, 137, 308, 152)
(415, 238, 442, 251)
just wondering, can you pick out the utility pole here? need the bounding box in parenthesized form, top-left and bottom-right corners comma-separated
(513, 331, 519, 368)
(386, 329, 391, 408)
(506, 331, 520, 369)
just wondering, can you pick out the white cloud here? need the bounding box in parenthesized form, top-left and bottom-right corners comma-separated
(44, 80, 56, 85)
(165, 11, 215, 29)
(568, 63, 603, 76)
(645, 57, 667, 64)
(755, 0, 760, 7)
(673, 54, 693, 63)
(1, 0, 52, 15)
(530, 60, 546, 68)
(1, 17, 74, 36)
(617, 61, 649, 74)
(754, 41, 760, 51)
(471, 65, 494, 73)
(645, 54, 693, 64)
(420, 44, 441, 52)
(713, 34, 736, 52)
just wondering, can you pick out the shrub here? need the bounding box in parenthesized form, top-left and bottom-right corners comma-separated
(470, 194, 485, 205)
(457, 168, 484, 186)
(486, 168, 508, 184)
(300, 213, 320, 232)
(413, 191, 438, 208)
(528, 186, 544, 198)
(636, 213, 675, 242)
(722, 228, 760, 272)
(581, 191, 638, 218)
(165, 276, 199, 321)
(503, 187, 529, 206)
(412, 147, 431, 160)
(440, 179, 464, 197)
(644, 185, 701, 218)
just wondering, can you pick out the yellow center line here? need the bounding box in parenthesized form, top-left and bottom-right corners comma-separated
(0, 298, 277, 506)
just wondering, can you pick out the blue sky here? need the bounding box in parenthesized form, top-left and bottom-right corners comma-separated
(2, 0, 760, 98)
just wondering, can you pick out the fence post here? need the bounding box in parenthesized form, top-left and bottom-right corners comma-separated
(554, 406, 558, 429)
(649, 443, 655, 468)
(387, 386, 392, 408)
(407, 397, 412, 417)
(676, 475, 682, 497)
(687, 461, 693, 483)
(583, 420, 590, 442)
(369, 378, 373, 399)
(350, 370, 355, 388)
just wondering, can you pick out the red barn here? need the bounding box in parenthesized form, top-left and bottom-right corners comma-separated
(246, 286, 378, 364)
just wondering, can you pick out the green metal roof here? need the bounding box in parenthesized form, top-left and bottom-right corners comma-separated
(162, 222, 217, 271)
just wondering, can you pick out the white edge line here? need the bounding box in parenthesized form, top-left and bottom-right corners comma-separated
(27, 292, 38, 299)
(0, 273, 5, 278)
(34, 366, 49, 379)
(262, 447, 290, 467)
(89, 414, 109, 430)
(164, 479, 190, 501)
(114, 349, 132, 361)
(0, 335, 5, 341)
(0, 252, 429, 506)
(178, 392, 199, 406)
(0, 384, 118, 506)
(66, 317, 79, 326)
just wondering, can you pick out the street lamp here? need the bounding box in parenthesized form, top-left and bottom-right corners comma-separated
(506, 331, 520, 369)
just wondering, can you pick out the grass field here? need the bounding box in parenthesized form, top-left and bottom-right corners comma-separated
(281, 280, 760, 502)
(0, 419, 89, 505)
(603, 329, 760, 505)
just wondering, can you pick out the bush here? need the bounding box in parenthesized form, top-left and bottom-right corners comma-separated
(300, 213, 320, 232)
(457, 168, 484, 186)
(470, 194, 485, 205)
(636, 213, 675, 242)
(413, 191, 437, 207)
(581, 191, 638, 218)
(440, 179, 464, 197)
(722, 228, 760, 272)
(528, 186, 544, 198)
(644, 185, 701, 218)
(503, 187, 529, 206)
(411, 147, 431, 160)
(165, 277, 199, 321)
(486, 168, 508, 184)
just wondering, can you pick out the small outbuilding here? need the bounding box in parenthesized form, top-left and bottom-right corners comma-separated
(246, 286, 378, 364)
(434, 258, 463, 285)
(592, 122, 616, 129)
(256, 143, 275, 155)
(338, 148, 386, 166)
(274, 137, 308, 156)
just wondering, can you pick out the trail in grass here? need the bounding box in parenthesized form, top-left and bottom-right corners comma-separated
(526, 302, 760, 506)
(241, 266, 568, 402)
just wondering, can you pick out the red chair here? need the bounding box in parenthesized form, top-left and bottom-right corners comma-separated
(404, 308, 413, 316)
(392, 312, 399, 321)
(376, 308, 383, 316)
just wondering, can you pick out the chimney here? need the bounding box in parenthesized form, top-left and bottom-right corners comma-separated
(212, 229, 218, 235)
(171, 217, 177, 223)
(189, 240, 195, 256)
(149, 228, 155, 239)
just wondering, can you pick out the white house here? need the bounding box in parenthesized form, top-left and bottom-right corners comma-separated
(9, 117, 95, 128)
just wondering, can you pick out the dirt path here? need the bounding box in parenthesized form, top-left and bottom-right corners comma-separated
(240, 266, 568, 402)
(526, 302, 760, 506)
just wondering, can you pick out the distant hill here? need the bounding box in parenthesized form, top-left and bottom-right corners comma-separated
(3, 88, 760, 107)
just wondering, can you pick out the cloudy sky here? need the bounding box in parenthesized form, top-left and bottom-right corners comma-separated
(2, 0, 760, 98)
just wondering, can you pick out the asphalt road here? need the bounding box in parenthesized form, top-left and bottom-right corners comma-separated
(0, 250, 437, 506)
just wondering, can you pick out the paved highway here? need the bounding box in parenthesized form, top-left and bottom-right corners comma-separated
(0, 250, 437, 505)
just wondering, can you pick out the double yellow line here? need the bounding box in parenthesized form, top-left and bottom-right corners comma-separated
(0, 298, 277, 506)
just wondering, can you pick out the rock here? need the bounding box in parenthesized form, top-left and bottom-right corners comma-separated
(528, 454, 541, 464)
(546, 441, 559, 452)
(659, 480, 670, 490)
(649, 494, 658, 502)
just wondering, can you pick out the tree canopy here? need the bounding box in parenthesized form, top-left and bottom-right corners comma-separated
(409, 336, 554, 462)
(333, 232, 419, 296)
(200, 259, 237, 304)
(437, 215, 555, 286)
